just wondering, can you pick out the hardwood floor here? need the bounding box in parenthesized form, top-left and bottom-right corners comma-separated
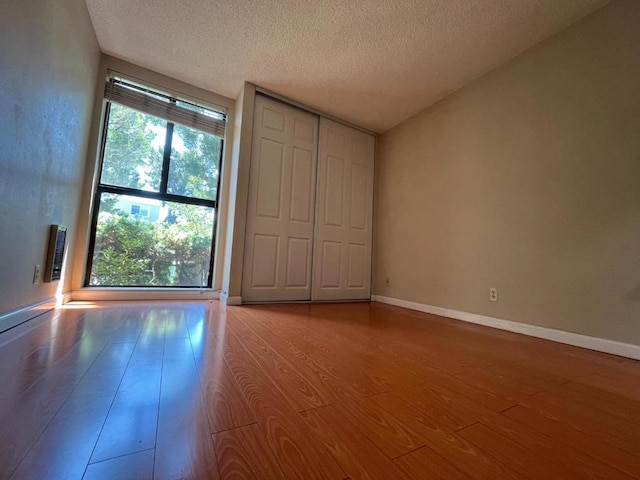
(0, 300, 639, 479)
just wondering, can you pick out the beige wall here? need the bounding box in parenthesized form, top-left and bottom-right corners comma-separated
(374, 0, 640, 345)
(222, 83, 256, 300)
(0, 0, 100, 316)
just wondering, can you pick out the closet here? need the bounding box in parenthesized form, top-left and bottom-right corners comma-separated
(241, 94, 374, 302)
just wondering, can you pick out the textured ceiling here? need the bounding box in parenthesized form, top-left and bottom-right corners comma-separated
(85, 0, 610, 133)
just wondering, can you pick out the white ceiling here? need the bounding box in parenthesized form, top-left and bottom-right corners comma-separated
(85, 0, 610, 133)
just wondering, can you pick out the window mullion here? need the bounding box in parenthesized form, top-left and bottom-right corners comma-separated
(159, 121, 174, 194)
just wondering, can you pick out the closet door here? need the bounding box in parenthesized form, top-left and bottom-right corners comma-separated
(242, 95, 319, 302)
(312, 118, 374, 301)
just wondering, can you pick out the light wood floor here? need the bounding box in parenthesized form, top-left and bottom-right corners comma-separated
(0, 301, 639, 479)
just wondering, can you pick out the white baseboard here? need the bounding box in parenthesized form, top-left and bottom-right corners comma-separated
(220, 291, 242, 306)
(371, 295, 640, 361)
(71, 288, 220, 302)
(0, 297, 58, 334)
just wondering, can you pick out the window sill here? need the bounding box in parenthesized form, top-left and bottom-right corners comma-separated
(70, 288, 220, 302)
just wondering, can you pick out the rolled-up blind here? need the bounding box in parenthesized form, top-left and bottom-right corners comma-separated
(104, 79, 226, 138)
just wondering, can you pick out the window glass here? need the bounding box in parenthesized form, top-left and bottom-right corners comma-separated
(167, 124, 221, 200)
(89, 192, 215, 287)
(100, 104, 165, 191)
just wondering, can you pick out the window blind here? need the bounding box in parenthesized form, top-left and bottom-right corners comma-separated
(104, 79, 226, 138)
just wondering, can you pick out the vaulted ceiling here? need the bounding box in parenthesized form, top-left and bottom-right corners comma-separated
(85, 0, 610, 133)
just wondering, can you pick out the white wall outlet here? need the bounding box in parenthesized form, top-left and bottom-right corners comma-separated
(489, 287, 498, 302)
(33, 265, 42, 284)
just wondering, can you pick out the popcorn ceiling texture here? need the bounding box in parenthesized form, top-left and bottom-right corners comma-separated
(85, 0, 610, 132)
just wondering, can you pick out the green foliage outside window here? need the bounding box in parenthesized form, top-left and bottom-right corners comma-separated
(89, 101, 221, 287)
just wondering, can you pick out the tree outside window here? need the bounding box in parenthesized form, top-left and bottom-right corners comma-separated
(86, 82, 224, 287)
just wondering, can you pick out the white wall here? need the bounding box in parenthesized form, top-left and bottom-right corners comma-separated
(0, 0, 100, 318)
(374, 0, 640, 345)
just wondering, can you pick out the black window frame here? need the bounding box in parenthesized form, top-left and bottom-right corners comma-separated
(84, 81, 225, 288)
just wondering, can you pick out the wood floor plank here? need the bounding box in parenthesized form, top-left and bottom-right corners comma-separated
(616, 359, 640, 376)
(154, 337, 220, 480)
(214, 316, 344, 479)
(428, 374, 640, 479)
(91, 339, 164, 463)
(522, 391, 640, 455)
(0, 332, 109, 477)
(213, 311, 303, 419)
(163, 309, 190, 339)
(476, 411, 636, 479)
(393, 384, 480, 432)
(274, 327, 393, 395)
(459, 422, 577, 479)
(254, 306, 426, 389)
(503, 405, 640, 478)
(9, 341, 136, 480)
(0, 310, 96, 416)
(551, 381, 640, 426)
(417, 369, 516, 413)
(393, 446, 471, 480)
(358, 391, 522, 479)
(300, 405, 410, 480)
(225, 308, 330, 411)
(256, 411, 346, 480)
(214, 404, 346, 480)
(187, 310, 257, 434)
(335, 387, 507, 479)
(214, 423, 285, 480)
(336, 394, 427, 458)
(83, 449, 154, 480)
(483, 357, 569, 390)
(1, 300, 639, 479)
(454, 366, 541, 400)
(241, 306, 392, 396)
(199, 357, 257, 433)
(408, 379, 504, 428)
(235, 307, 385, 399)
(425, 432, 522, 480)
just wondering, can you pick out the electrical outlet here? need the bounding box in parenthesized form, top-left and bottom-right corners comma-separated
(33, 265, 41, 285)
(489, 287, 498, 302)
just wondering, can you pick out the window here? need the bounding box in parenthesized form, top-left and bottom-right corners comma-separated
(130, 205, 150, 217)
(86, 78, 226, 287)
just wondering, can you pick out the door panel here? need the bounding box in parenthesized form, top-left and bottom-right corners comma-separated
(250, 234, 279, 288)
(261, 106, 285, 131)
(349, 163, 368, 230)
(347, 243, 367, 288)
(242, 96, 319, 302)
(324, 156, 345, 227)
(320, 241, 342, 288)
(313, 119, 374, 301)
(255, 139, 284, 218)
(289, 148, 314, 222)
(286, 238, 311, 287)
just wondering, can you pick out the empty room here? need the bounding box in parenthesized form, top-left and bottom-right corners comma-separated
(1, 0, 639, 478)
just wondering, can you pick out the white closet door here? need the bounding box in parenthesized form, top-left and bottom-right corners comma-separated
(242, 95, 319, 302)
(312, 118, 374, 301)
